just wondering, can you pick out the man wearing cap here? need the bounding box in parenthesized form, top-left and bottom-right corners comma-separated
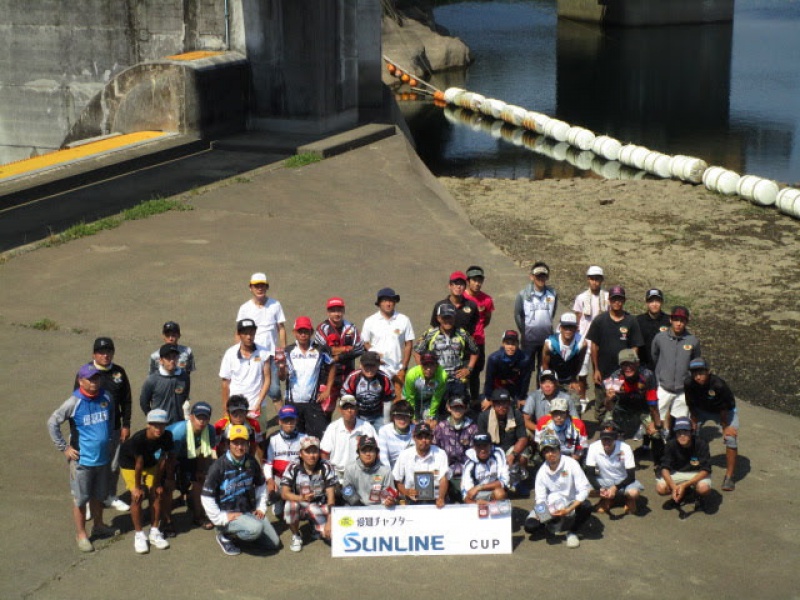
(320, 394, 377, 484)
(586, 285, 643, 423)
(342, 436, 397, 507)
(652, 306, 701, 430)
(362, 287, 415, 398)
(49, 364, 118, 552)
(281, 436, 338, 552)
(461, 433, 510, 504)
(403, 352, 448, 423)
(377, 400, 416, 470)
(542, 312, 588, 390)
(429, 270, 480, 336)
(279, 316, 336, 439)
(139, 343, 191, 425)
(236, 272, 287, 406)
(341, 351, 395, 429)
(525, 435, 592, 548)
(166, 402, 216, 530)
(119, 409, 174, 553)
(264, 405, 307, 517)
(202, 424, 281, 556)
(572, 266, 609, 411)
(684, 359, 738, 491)
(515, 261, 558, 387)
(219, 319, 272, 421)
(522, 370, 578, 429)
(75, 336, 133, 512)
(463, 266, 496, 401)
(415, 303, 479, 408)
(214, 394, 263, 458)
(148, 321, 196, 377)
(585, 422, 643, 516)
(604, 349, 665, 468)
(483, 330, 532, 409)
(315, 297, 365, 412)
(656, 417, 712, 513)
(393, 423, 450, 508)
(636, 289, 671, 371)
(433, 394, 478, 501)
(477, 388, 530, 491)
(534, 397, 588, 462)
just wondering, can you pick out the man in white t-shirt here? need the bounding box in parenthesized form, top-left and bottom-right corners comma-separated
(320, 395, 377, 485)
(585, 421, 642, 516)
(361, 287, 415, 398)
(236, 272, 286, 407)
(219, 319, 272, 419)
(572, 266, 609, 413)
(392, 423, 450, 508)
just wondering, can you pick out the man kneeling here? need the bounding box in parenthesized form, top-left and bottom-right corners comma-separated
(461, 434, 509, 504)
(656, 417, 712, 513)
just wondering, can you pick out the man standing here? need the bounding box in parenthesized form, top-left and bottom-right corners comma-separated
(236, 272, 287, 409)
(362, 287, 415, 398)
(320, 395, 377, 484)
(139, 344, 191, 425)
(77, 336, 132, 512)
(393, 423, 450, 508)
(219, 318, 272, 420)
(202, 424, 281, 556)
(636, 289, 671, 371)
(463, 266, 495, 402)
(652, 306, 701, 430)
(585, 285, 643, 423)
(341, 351, 395, 429)
(572, 266, 609, 412)
(279, 316, 336, 439)
(314, 296, 364, 412)
(684, 358, 739, 492)
(148, 321, 196, 377)
(514, 262, 558, 388)
(483, 330, 532, 410)
(48, 364, 118, 552)
(429, 270, 480, 335)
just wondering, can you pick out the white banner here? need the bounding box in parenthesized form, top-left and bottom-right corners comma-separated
(331, 503, 512, 557)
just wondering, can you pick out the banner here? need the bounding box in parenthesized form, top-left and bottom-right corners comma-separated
(331, 502, 512, 557)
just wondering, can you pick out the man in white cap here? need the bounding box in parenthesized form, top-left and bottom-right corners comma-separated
(236, 272, 286, 410)
(572, 266, 608, 413)
(542, 312, 587, 391)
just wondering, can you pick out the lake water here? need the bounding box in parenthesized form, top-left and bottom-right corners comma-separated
(403, 0, 800, 183)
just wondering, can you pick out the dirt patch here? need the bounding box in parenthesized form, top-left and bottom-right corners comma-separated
(442, 176, 800, 416)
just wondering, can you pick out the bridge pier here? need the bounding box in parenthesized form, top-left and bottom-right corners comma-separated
(557, 0, 735, 26)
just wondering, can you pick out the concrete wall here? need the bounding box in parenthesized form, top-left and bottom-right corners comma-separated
(557, 0, 735, 26)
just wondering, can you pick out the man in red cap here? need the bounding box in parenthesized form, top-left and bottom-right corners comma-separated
(314, 297, 364, 416)
(429, 270, 479, 335)
(278, 317, 336, 439)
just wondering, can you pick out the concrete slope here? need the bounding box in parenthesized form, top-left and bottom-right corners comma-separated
(0, 134, 798, 599)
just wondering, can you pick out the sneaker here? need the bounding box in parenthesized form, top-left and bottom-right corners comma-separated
(134, 532, 149, 554)
(216, 533, 241, 556)
(579, 399, 588, 415)
(722, 476, 735, 491)
(694, 497, 707, 514)
(105, 496, 130, 512)
(632, 424, 645, 441)
(91, 523, 121, 539)
(566, 533, 580, 548)
(148, 528, 170, 550)
(76, 536, 94, 553)
(290, 534, 303, 552)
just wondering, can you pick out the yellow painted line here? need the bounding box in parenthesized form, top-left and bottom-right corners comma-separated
(0, 131, 168, 180)
(165, 51, 224, 61)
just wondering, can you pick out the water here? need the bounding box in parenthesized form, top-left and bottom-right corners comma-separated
(403, 0, 800, 182)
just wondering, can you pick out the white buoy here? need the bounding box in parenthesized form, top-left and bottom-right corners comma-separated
(737, 175, 779, 206)
(544, 119, 570, 142)
(643, 152, 672, 178)
(481, 98, 506, 119)
(592, 136, 622, 162)
(501, 105, 527, 127)
(702, 166, 741, 196)
(668, 155, 707, 183)
(443, 87, 465, 104)
(618, 144, 641, 168)
(630, 146, 650, 171)
(776, 187, 800, 218)
(566, 127, 596, 151)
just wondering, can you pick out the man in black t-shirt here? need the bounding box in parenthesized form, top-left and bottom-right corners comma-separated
(636, 288, 670, 371)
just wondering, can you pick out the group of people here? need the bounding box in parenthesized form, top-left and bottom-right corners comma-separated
(48, 265, 740, 554)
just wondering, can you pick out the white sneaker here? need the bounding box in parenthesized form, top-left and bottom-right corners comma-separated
(579, 399, 588, 415)
(148, 528, 170, 550)
(566, 533, 580, 549)
(134, 532, 149, 554)
(632, 424, 645, 441)
(290, 534, 303, 552)
(105, 496, 130, 511)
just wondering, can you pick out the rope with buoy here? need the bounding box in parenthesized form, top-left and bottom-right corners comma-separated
(383, 57, 800, 220)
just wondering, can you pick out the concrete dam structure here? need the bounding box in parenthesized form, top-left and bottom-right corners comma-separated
(0, 0, 383, 164)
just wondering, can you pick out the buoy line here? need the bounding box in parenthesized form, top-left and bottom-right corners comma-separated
(383, 57, 800, 220)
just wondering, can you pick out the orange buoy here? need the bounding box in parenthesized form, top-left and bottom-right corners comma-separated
(401, 73, 410, 83)
(409, 78, 418, 87)
(433, 91, 445, 102)
(387, 63, 396, 74)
